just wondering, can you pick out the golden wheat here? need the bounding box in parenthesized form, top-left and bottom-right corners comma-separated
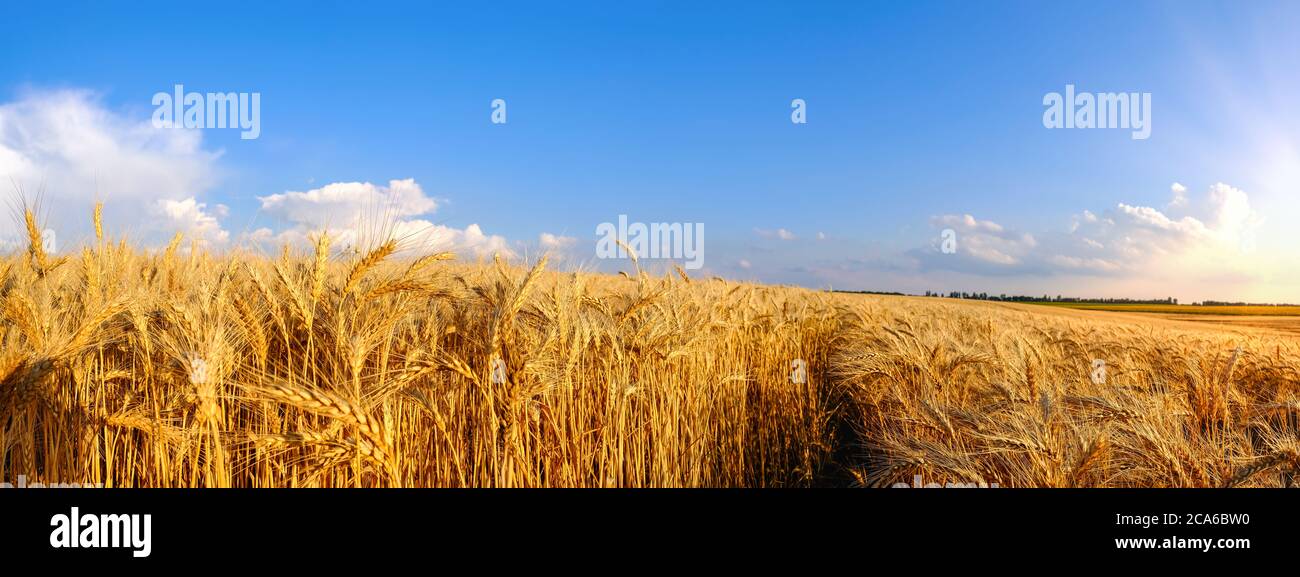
(0, 204, 1297, 487)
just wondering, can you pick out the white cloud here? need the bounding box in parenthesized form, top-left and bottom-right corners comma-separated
(1069, 182, 1261, 270)
(915, 183, 1264, 281)
(539, 232, 577, 250)
(1206, 182, 1256, 237)
(0, 90, 521, 259)
(932, 214, 1008, 235)
(254, 178, 513, 258)
(158, 197, 229, 245)
(755, 227, 797, 241)
(921, 214, 1037, 269)
(738, 259, 752, 269)
(423, 222, 512, 258)
(258, 178, 436, 227)
(0, 89, 223, 247)
(535, 232, 582, 262)
(1168, 182, 1189, 209)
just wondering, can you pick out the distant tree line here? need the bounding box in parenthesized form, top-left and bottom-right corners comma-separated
(831, 289, 1298, 306)
(920, 292, 1179, 304)
(916, 292, 1298, 306)
(1197, 300, 1300, 307)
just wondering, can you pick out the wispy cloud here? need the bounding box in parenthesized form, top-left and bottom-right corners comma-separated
(754, 227, 797, 241)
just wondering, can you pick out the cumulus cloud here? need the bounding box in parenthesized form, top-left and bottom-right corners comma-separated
(424, 222, 513, 257)
(158, 197, 229, 245)
(914, 182, 1263, 279)
(0, 90, 517, 260)
(0, 89, 223, 247)
(253, 178, 513, 258)
(259, 179, 436, 226)
(532, 232, 584, 262)
(1064, 182, 1261, 271)
(539, 232, 577, 251)
(918, 214, 1038, 271)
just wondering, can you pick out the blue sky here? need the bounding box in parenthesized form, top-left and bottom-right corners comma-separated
(3, 1, 1300, 301)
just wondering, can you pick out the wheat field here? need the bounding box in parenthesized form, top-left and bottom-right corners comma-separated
(2, 205, 1297, 487)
